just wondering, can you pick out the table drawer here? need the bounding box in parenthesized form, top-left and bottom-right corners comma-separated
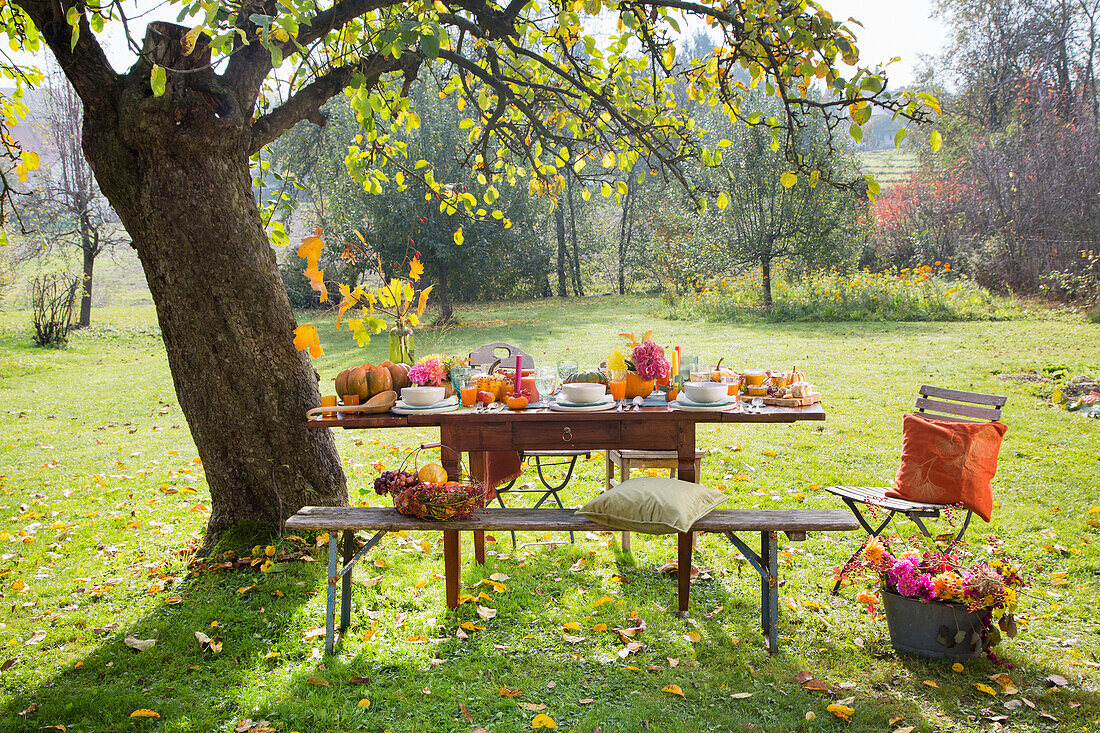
(514, 420, 621, 449)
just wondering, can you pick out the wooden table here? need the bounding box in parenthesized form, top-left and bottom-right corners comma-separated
(308, 402, 826, 615)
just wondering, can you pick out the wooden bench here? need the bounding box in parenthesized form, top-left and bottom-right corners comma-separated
(286, 506, 858, 655)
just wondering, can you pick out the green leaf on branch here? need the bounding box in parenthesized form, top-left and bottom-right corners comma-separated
(150, 64, 167, 97)
(894, 127, 909, 147)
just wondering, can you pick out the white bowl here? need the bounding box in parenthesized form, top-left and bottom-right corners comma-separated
(559, 382, 607, 403)
(401, 386, 445, 407)
(683, 381, 729, 404)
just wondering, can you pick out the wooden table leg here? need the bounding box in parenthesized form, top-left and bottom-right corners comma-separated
(676, 420, 697, 616)
(677, 531, 693, 617)
(325, 533, 338, 655)
(443, 529, 461, 608)
(474, 530, 486, 564)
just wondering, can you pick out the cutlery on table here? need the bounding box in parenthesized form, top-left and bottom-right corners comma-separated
(632, 396, 644, 411)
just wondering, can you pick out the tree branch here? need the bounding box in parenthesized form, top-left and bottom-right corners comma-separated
(12, 0, 119, 114)
(248, 52, 419, 155)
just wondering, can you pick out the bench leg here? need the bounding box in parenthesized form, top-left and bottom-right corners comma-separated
(325, 533, 338, 656)
(444, 530, 461, 608)
(340, 529, 354, 633)
(760, 531, 778, 654)
(677, 531, 693, 616)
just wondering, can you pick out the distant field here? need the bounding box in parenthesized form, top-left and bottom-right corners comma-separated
(860, 148, 918, 187)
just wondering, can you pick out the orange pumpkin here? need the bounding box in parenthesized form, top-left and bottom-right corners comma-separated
(625, 371, 655, 399)
(385, 362, 411, 390)
(505, 393, 529, 410)
(367, 365, 393, 396)
(345, 366, 370, 401)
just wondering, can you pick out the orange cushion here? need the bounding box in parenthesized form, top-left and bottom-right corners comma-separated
(885, 413, 1007, 522)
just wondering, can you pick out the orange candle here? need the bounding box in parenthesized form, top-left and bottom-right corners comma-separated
(342, 394, 359, 406)
(320, 395, 337, 417)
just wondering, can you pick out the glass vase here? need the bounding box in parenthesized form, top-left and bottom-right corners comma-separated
(388, 324, 414, 365)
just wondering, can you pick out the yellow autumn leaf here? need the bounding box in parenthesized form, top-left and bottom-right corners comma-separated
(362, 629, 377, 641)
(827, 703, 853, 721)
(662, 684, 685, 697)
(293, 324, 323, 359)
(592, 595, 613, 608)
(562, 622, 582, 631)
(10, 579, 24, 591)
(129, 709, 160, 718)
(923, 680, 939, 688)
(454, 227, 464, 245)
(972, 682, 998, 696)
(417, 285, 433, 316)
(780, 171, 797, 188)
(684, 631, 701, 642)
(952, 662, 964, 672)
(357, 698, 371, 708)
(592, 623, 608, 632)
(181, 25, 203, 55)
(531, 713, 557, 728)
(409, 255, 424, 282)
(931, 129, 943, 152)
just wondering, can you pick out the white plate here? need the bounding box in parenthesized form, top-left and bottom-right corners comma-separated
(676, 394, 734, 408)
(394, 395, 459, 411)
(669, 398, 740, 413)
(553, 394, 614, 408)
(391, 402, 462, 415)
(549, 399, 618, 412)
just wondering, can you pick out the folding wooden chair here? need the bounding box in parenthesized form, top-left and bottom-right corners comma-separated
(827, 385, 1007, 594)
(468, 342, 590, 548)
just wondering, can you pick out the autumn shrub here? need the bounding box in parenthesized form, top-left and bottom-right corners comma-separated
(664, 264, 1006, 322)
(30, 272, 79, 346)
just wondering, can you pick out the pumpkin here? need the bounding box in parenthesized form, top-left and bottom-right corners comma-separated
(418, 463, 449, 484)
(440, 379, 457, 398)
(367, 364, 393, 396)
(505, 393, 529, 410)
(334, 368, 351, 399)
(564, 370, 609, 386)
(384, 362, 411, 390)
(625, 371, 655, 398)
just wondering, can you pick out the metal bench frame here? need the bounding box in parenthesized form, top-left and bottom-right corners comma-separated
(286, 506, 859, 656)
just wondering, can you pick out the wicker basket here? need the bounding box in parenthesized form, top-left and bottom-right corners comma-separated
(390, 443, 488, 521)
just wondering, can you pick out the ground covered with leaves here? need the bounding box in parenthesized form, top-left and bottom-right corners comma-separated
(0, 298, 1098, 732)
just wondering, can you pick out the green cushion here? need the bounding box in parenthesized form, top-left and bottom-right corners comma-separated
(575, 477, 727, 535)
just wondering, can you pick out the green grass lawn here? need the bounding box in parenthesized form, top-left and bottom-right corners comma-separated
(1, 297, 1098, 732)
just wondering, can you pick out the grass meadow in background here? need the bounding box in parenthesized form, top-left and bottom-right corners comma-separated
(0, 296, 1098, 732)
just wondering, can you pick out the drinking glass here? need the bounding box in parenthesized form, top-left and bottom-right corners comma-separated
(608, 368, 627, 401)
(450, 366, 476, 407)
(534, 366, 557, 404)
(556, 358, 578, 382)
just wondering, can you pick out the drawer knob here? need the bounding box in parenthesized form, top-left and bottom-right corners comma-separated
(562, 427, 572, 443)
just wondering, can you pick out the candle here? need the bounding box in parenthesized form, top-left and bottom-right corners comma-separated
(673, 347, 680, 384)
(514, 354, 522, 396)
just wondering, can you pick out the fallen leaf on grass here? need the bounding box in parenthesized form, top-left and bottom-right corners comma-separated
(731, 692, 755, 699)
(531, 713, 557, 728)
(988, 673, 1017, 694)
(578, 698, 594, 704)
(1046, 674, 1068, 687)
(662, 684, 684, 697)
(592, 623, 608, 632)
(922, 680, 939, 688)
(477, 605, 497, 620)
(827, 704, 854, 721)
(302, 627, 326, 640)
(306, 676, 330, 687)
(683, 631, 701, 643)
(894, 727, 915, 733)
(357, 699, 371, 708)
(592, 595, 613, 608)
(520, 702, 547, 711)
(459, 702, 473, 723)
(562, 622, 582, 631)
(129, 710, 160, 719)
(24, 631, 47, 646)
(952, 662, 965, 672)
(562, 635, 586, 644)
(972, 683, 997, 696)
(499, 687, 520, 697)
(348, 676, 371, 685)
(124, 635, 155, 652)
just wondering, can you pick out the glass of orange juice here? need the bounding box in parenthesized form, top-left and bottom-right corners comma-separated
(452, 367, 476, 407)
(608, 368, 627, 401)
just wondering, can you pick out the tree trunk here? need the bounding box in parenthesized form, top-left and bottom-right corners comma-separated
(437, 262, 453, 322)
(618, 185, 634, 296)
(555, 204, 568, 297)
(761, 254, 774, 309)
(80, 105, 346, 550)
(77, 213, 95, 328)
(566, 177, 583, 296)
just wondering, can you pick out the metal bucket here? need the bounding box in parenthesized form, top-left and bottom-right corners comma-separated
(881, 589, 987, 659)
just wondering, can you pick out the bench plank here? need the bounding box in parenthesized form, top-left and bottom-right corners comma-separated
(286, 506, 859, 533)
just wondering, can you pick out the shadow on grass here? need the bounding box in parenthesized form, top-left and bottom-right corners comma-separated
(0, 556, 315, 732)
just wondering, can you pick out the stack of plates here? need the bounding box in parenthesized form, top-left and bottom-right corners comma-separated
(670, 395, 737, 412)
(391, 395, 462, 415)
(550, 394, 617, 412)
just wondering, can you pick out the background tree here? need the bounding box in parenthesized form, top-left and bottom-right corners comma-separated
(0, 0, 933, 545)
(24, 66, 126, 327)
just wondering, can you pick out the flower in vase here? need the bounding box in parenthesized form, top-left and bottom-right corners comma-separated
(607, 349, 627, 372)
(629, 340, 669, 381)
(408, 357, 447, 386)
